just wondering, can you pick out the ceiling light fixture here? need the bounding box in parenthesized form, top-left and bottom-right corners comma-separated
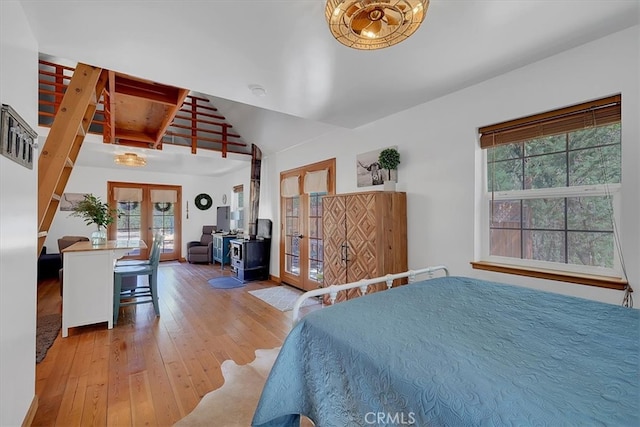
(114, 152, 146, 167)
(325, 0, 429, 50)
(249, 84, 267, 97)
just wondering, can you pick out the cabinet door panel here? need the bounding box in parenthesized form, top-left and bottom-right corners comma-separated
(322, 196, 347, 301)
(345, 194, 378, 298)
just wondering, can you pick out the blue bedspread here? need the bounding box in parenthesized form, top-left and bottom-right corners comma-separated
(252, 276, 639, 426)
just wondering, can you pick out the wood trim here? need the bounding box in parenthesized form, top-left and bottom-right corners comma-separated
(269, 274, 281, 284)
(108, 181, 182, 261)
(279, 158, 336, 290)
(470, 261, 627, 290)
(479, 95, 620, 134)
(21, 395, 38, 427)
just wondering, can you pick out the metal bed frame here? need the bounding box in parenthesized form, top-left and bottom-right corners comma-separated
(292, 265, 450, 325)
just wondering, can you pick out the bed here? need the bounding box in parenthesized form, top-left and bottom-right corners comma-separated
(252, 267, 639, 427)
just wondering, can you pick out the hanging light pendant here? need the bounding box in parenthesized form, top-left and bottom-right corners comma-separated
(326, 0, 429, 50)
(114, 152, 146, 167)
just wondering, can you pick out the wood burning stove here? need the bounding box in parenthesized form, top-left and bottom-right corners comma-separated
(231, 219, 271, 282)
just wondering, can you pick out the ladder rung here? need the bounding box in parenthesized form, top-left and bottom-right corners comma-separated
(65, 157, 74, 168)
(77, 123, 86, 137)
(38, 231, 48, 238)
(52, 194, 61, 201)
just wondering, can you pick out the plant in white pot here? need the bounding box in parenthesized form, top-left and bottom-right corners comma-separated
(378, 147, 400, 191)
(70, 194, 121, 245)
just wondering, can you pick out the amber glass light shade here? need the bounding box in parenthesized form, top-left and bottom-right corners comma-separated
(114, 152, 146, 167)
(325, 0, 429, 50)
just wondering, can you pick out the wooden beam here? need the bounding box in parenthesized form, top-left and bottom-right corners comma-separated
(153, 88, 189, 149)
(181, 100, 218, 112)
(178, 108, 225, 121)
(115, 129, 156, 144)
(164, 131, 247, 147)
(106, 70, 117, 144)
(114, 75, 184, 105)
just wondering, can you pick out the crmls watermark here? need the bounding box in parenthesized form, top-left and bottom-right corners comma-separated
(364, 412, 416, 425)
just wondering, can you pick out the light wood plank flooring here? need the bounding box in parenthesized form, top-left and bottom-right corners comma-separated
(33, 262, 305, 426)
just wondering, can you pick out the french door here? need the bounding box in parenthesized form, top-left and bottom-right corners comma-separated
(280, 159, 335, 291)
(108, 182, 182, 261)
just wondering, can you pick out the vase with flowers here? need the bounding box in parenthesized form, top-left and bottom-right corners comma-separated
(70, 194, 121, 245)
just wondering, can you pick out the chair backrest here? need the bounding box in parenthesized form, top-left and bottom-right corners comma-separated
(149, 233, 164, 267)
(58, 235, 90, 253)
(200, 225, 215, 245)
(58, 236, 90, 266)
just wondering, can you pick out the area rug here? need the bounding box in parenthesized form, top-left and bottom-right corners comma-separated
(175, 347, 315, 427)
(208, 276, 246, 289)
(248, 285, 320, 312)
(36, 313, 61, 363)
(174, 347, 277, 427)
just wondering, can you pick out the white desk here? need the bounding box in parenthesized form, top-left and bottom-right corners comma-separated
(61, 239, 147, 337)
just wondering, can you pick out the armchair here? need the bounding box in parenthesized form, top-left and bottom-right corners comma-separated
(187, 225, 216, 263)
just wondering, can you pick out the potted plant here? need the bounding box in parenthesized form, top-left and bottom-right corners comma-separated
(378, 147, 400, 191)
(70, 194, 121, 245)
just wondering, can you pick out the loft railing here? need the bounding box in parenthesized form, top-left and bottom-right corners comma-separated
(38, 59, 249, 156)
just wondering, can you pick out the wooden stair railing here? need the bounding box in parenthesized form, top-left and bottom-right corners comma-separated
(37, 63, 107, 254)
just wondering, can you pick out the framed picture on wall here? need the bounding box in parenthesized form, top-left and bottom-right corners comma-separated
(60, 193, 87, 211)
(356, 146, 398, 188)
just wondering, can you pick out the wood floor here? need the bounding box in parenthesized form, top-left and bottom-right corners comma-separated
(33, 262, 307, 426)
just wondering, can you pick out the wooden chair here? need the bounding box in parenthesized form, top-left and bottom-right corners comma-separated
(113, 233, 163, 325)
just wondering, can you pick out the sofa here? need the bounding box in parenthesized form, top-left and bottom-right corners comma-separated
(37, 246, 62, 281)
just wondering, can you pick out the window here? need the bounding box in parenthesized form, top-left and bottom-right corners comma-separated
(232, 185, 244, 231)
(474, 95, 626, 289)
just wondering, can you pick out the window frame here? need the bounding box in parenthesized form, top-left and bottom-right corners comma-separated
(473, 96, 626, 290)
(232, 184, 244, 231)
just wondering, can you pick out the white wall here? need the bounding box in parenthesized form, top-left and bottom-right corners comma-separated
(263, 26, 639, 306)
(45, 142, 252, 256)
(0, 1, 39, 425)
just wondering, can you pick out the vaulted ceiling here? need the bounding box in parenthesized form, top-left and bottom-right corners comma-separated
(20, 0, 640, 175)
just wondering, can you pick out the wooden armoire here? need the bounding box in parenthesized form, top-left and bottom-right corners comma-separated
(322, 191, 407, 303)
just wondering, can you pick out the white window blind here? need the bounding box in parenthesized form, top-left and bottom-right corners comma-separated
(114, 187, 142, 202)
(304, 169, 328, 194)
(151, 189, 177, 203)
(281, 176, 300, 197)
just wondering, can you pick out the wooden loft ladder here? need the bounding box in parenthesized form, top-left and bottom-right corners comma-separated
(37, 63, 107, 254)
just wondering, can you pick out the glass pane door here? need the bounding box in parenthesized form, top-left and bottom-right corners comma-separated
(279, 158, 335, 291)
(284, 196, 300, 276)
(308, 192, 325, 283)
(117, 201, 142, 256)
(109, 182, 181, 261)
(152, 201, 175, 257)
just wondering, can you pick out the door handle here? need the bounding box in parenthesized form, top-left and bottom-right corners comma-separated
(296, 234, 304, 239)
(341, 243, 349, 265)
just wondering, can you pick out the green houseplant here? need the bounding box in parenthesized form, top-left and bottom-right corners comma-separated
(378, 147, 400, 190)
(70, 194, 121, 245)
